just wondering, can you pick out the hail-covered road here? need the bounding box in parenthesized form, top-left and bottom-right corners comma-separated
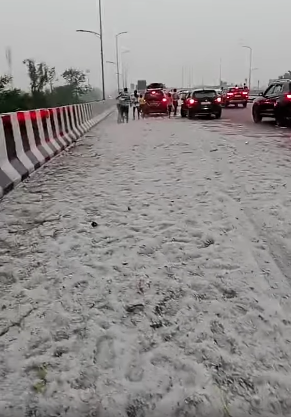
(1, 112, 291, 416)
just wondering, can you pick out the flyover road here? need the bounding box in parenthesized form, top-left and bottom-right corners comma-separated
(1, 112, 291, 416)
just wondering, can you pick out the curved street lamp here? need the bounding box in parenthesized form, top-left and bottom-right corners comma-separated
(76, 29, 100, 37)
(76, 28, 105, 99)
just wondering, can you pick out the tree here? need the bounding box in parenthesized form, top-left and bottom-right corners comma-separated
(82, 87, 102, 102)
(48, 67, 56, 92)
(0, 74, 12, 91)
(62, 68, 89, 98)
(23, 59, 49, 94)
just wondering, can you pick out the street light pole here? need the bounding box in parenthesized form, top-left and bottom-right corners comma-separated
(242, 45, 252, 90)
(115, 35, 120, 92)
(121, 50, 130, 89)
(115, 31, 128, 92)
(76, 29, 106, 99)
(98, 0, 105, 100)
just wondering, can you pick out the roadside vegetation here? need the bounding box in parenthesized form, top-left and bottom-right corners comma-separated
(0, 59, 101, 114)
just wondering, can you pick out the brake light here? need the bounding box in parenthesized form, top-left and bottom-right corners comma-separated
(286, 94, 291, 99)
(189, 99, 195, 104)
(242, 91, 248, 95)
(215, 97, 222, 102)
(162, 98, 167, 102)
(227, 92, 233, 96)
(151, 91, 156, 94)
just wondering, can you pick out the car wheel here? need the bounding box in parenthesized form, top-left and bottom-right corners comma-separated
(181, 110, 186, 118)
(215, 111, 222, 119)
(188, 110, 195, 119)
(276, 114, 287, 127)
(252, 107, 262, 123)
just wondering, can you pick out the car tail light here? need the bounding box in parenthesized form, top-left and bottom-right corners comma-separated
(286, 94, 291, 99)
(151, 91, 156, 94)
(189, 99, 196, 104)
(242, 91, 248, 95)
(227, 92, 233, 96)
(215, 97, 222, 102)
(162, 98, 167, 102)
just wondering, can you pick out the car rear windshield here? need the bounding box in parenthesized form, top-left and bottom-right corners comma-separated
(145, 91, 164, 100)
(147, 83, 164, 89)
(229, 88, 244, 92)
(193, 90, 216, 98)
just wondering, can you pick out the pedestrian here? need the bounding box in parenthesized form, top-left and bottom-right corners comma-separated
(172, 88, 179, 116)
(115, 91, 123, 123)
(119, 87, 131, 123)
(166, 92, 173, 118)
(132, 90, 140, 120)
(138, 94, 146, 118)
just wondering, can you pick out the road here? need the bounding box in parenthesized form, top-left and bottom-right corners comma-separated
(1, 111, 291, 416)
(223, 104, 278, 130)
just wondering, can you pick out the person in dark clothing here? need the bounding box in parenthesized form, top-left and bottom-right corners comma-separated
(115, 91, 123, 123)
(118, 87, 131, 123)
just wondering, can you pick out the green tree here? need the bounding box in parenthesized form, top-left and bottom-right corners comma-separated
(0, 74, 12, 91)
(48, 67, 56, 92)
(62, 68, 89, 98)
(23, 59, 49, 94)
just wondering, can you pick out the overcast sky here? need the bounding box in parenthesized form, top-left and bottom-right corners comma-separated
(0, 0, 289, 92)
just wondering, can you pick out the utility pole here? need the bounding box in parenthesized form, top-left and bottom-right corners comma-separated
(115, 31, 128, 93)
(242, 45, 252, 90)
(98, 0, 105, 100)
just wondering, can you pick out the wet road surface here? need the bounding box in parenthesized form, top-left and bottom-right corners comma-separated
(1, 112, 291, 415)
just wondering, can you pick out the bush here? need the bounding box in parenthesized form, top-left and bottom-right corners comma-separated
(0, 60, 102, 114)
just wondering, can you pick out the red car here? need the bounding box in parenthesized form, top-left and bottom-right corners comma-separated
(222, 87, 248, 108)
(143, 89, 168, 115)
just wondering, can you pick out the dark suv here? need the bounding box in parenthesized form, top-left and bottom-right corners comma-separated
(143, 89, 167, 115)
(181, 89, 222, 119)
(252, 79, 291, 125)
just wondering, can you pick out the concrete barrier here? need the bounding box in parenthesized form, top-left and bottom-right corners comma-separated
(0, 100, 113, 198)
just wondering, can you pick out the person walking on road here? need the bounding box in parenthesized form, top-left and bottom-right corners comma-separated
(172, 88, 179, 116)
(166, 92, 173, 118)
(138, 94, 146, 118)
(119, 87, 131, 123)
(132, 90, 140, 120)
(115, 91, 123, 123)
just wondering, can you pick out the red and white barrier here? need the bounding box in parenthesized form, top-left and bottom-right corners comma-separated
(0, 100, 113, 197)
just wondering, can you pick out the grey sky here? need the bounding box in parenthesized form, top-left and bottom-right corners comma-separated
(0, 0, 289, 91)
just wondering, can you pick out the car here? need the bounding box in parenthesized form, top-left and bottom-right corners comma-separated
(221, 87, 248, 108)
(143, 88, 168, 115)
(146, 82, 166, 90)
(180, 90, 189, 101)
(181, 89, 222, 119)
(252, 79, 291, 126)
